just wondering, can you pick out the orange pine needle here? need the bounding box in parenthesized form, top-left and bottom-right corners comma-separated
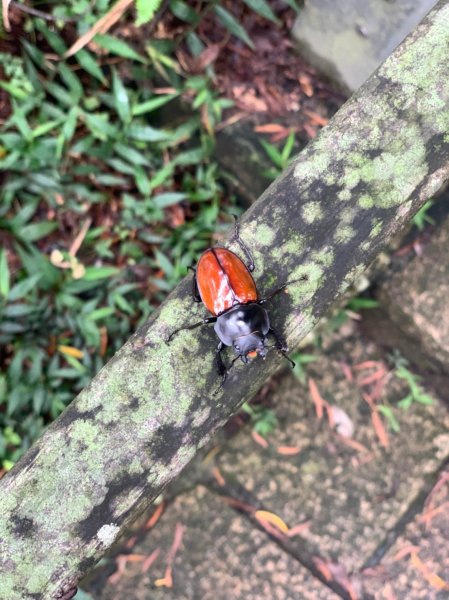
(141, 548, 160, 573)
(144, 502, 165, 530)
(371, 410, 389, 449)
(358, 369, 386, 386)
(286, 521, 311, 537)
(309, 377, 325, 420)
(58, 345, 84, 359)
(313, 557, 333, 581)
(211, 466, 226, 486)
(254, 510, 289, 533)
(410, 551, 449, 590)
(251, 430, 269, 448)
(276, 445, 301, 456)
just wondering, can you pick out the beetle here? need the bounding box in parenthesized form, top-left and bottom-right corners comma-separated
(167, 218, 307, 384)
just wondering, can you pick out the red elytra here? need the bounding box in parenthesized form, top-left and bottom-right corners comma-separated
(196, 248, 258, 316)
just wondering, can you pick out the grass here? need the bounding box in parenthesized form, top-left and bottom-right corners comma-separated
(0, 0, 305, 470)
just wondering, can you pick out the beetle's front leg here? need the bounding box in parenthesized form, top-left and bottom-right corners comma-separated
(269, 327, 295, 369)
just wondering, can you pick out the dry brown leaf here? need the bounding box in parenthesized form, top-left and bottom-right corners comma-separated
(64, 0, 134, 58)
(69, 218, 92, 257)
(99, 326, 108, 357)
(2, 0, 11, 31)
(303, 109, 329, 127)
(336, 434, 370, 454)
(358, 369, 386, 386)
(298, 73, 313, 97)
(354, 360, 382, 370)
(191, 44, 221, 72)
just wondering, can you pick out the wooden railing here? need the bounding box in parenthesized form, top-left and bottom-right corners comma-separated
(1, 1, 449, 597)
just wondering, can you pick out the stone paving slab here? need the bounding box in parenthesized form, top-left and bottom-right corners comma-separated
(362, 470, 449, 599)
(213, 328, 449, 587)
(85, 486, 338, 600)
(364, 214, 449, 395)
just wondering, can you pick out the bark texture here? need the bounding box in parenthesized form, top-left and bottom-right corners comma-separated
(2, 2, 449, 598)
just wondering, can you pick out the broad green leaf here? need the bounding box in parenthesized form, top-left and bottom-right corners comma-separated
(95, 34, 146, 63)
(132, 93, 178, 116)
(8, 274, 42, 301)
(260, 139, 283, 168)
(18, 221, 57, 242)
(214, 6, 255, 50)
(57, 63, 83, 100)
(112, 69, 131, 123)
(82, 266, 120, 281)
(243, 0, 280, 24)
(127, 124, 171, 142)
(0, 81, 29, 100)
(153, 192, 187, 208)
(378, 405, 401, 432)
(3, 304, 36, 317)
(31, 119, 63, 139)
(87, 306, 115, 321)
(114, 143, 150, 166)
(83, 112, 118, 140)
(170, 0, 200, 24)
(135, 0, 163, 26)
(154, 249, 174, 277)
(0, 250, 10, 298)
(34, 19, 67, 54)
(75, 49, 107, 84)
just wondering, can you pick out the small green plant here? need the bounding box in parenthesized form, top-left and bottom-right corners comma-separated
(260, 130, 296, 179)
(291, 352, 318, 385)
(0, 0, 292, 469)
(412, 200, 435, 230)
(377, 404, 400, 433)
(241, 402, 278, 438)
(395, 366, 434, 409)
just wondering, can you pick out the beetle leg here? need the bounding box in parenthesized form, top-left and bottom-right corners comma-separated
(216, 342, 227, 379)
(214, 351, 241, 395)
(259, 274, 309, 304)
(187, 266, 201, 303)
(269, 327, 296, 369)
(233, 215, 255, 272)
(166, 316, 217, 343)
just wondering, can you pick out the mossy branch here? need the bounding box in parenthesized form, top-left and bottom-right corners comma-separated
(2, 2, 449, 598)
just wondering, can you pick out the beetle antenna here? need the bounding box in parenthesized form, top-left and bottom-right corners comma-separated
(259, 274, 308, 304)
(232, 215, 255, 272)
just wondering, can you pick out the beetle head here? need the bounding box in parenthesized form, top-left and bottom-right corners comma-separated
(214, 303, 270, 363)
(233, 332, 266, 362)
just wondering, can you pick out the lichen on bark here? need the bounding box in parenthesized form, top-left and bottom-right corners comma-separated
(1, 2, 449, 598)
